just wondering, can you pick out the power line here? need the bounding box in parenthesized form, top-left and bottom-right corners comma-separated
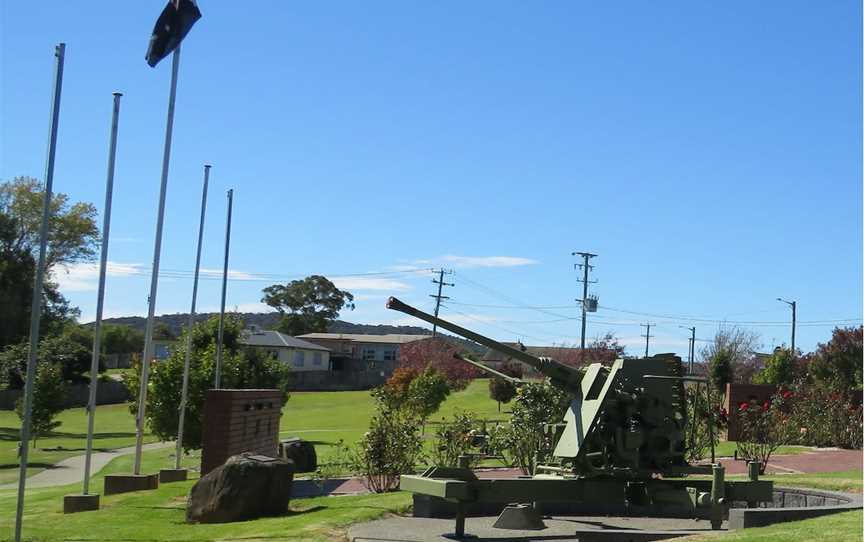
(640, 322, 654, 357)
(430, 269, 454, 337)
(573, 251, 598, 350)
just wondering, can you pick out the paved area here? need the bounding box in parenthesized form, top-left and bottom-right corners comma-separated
(700, 448, 863, 475)
(0, 442, 173, 489)
(349, 515, 724, 542)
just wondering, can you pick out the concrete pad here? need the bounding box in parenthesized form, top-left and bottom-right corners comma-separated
(63, 493, 100, 514)
(348, 515, 724, 542)
(159, 468, 188, 483)
(103, 473, 158, 495)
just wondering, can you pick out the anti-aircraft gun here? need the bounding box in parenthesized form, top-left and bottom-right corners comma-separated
(387, 297, 772, 537)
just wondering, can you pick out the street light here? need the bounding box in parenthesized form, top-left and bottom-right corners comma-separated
(679, 325, 696, 374)
(776, 298, 796, 354)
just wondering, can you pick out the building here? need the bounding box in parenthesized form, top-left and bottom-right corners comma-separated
(481, 342, 583, 373)
(241, 327, 331, 372)
(297, 333, 431, 362)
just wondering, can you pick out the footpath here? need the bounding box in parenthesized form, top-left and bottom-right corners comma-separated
(0, 442, 173, 490)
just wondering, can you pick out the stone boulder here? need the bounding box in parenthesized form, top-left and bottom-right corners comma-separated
(279, 437, 317, 473)
(186, 453, 294, 523)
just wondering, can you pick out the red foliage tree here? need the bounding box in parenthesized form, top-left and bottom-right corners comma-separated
(398, 338, 481, 390)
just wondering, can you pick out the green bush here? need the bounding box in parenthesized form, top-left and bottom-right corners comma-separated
(684, 385, 725, 462)
(489, 381, 571, 474)
(15, 362, 66, 445)
(431, 410, 485, 468)
(736, 392, 794, 474)
(786, 383, 862, 449)
(350, 408, 424, 492)
(125, 315, 290, 451)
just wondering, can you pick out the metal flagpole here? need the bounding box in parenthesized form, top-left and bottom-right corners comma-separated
(14, 42, 66, 542)
(175, 164, 210, 468)
(214, 189, 233, 389)
(134, 46, 181, 475)
(82, 92, 123, 495)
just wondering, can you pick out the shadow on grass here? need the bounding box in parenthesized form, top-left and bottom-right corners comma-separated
(0, 462, 58, 470)
(0, 428, 20, 441)
(49, 431, 138, 440)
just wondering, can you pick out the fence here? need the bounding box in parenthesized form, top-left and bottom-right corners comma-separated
(0, 379, 131, 410)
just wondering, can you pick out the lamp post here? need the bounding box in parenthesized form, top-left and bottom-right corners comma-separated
(776, 298, 796, 355)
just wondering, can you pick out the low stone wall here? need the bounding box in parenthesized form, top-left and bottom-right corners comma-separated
(728, 486, 862, 528)
(0, 379, 131, 410)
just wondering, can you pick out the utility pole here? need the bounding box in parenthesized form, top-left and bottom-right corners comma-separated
(572, 252, 597, 351)
(640, 323, 654, 358)
(776, 298, 796, 354)
(214, 189, 234, 389)
(680, 325, 696, 374)
(430, 269, 454, 337)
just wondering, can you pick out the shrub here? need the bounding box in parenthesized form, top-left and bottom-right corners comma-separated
(753, 347, 801, 386)
(736, 392, 793, 474)
(489, 381, 571, 474)
(684, 384, 726, 462)
(125, 315, 290, 451)
(431, 410, 485, 468)
(15, 362, 66, 445)
(372, 367, 450, 425)
(786, 383, 862, 449)
(350, 408, 424, 492)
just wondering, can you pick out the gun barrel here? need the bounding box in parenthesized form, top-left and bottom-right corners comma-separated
(454, 353, 523, 385)
(386, 296, 581, 389)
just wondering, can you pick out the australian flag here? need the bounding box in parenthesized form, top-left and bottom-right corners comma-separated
(145, 0, 202, 67)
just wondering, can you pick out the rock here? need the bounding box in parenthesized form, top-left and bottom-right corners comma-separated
(186, 453, 294, 523)
(279, 437, 317, 473)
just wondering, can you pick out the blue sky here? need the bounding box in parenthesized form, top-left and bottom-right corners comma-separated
(1, 1, 861, 358)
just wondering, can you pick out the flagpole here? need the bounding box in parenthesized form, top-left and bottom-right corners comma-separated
(134, 45, 181, 475)
(14, 42, 66, 542)
(175, 164, 210, 469)
(214, 189, 233, 389)
(82, 92, 122, 495)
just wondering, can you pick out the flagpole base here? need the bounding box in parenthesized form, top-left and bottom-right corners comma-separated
(103, 473, 159, 495)
(63, 493, 100, 514)
(159, 468, 188, 483)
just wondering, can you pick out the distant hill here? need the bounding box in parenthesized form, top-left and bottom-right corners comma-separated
(99, 312, 484, 353)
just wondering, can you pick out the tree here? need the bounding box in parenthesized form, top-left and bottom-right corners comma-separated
(101, 324, 145, 355)
(0, 177, 95, 347)
(0, 177, 99, 269)
(708, 348, 734, 393)
(15, 362, 66, 445)
(398, 338, 481, 390)
(125, 314, 291, 451)
(153, 322, 176, 341)
(405, 368, 450, 422)
(261, 275, 354, 336)
(806, 326, 863, 392)
(488, 364, 522, 411)
(701, 326, 761, 389)
(753, 347, 800, 387)
(0, 334, 91, 388)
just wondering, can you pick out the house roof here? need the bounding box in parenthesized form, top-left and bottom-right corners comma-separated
(482, 342, 581, 362)
(240, 330, 330, 351)
(297, 333, 432, 345)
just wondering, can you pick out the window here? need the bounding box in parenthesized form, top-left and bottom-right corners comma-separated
(362, 348, 376, 360)
(383, 349, 396, 361)
(293, 350, 305, 367)
(313, 352, 323, 366)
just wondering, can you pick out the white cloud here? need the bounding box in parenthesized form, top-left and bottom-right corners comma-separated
(54, 261, 145, 292)
(331, 277, 411, 292)
(199, 268, 257, 280)
(410, 255, 538, 269)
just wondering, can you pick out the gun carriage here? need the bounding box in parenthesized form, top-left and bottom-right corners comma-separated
(386, 297, 772, 538)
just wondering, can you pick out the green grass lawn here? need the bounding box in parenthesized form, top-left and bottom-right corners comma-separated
(728, 469, 864, 493)
(0, 447, 411, 542)
(711, 441, 811, 458)
(280, 378, 507, 465)
(0, 404, 156, 485)
(678, 509, 863, 541)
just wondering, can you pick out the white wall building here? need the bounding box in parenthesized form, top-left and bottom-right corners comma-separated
(241, 328, 331, 372)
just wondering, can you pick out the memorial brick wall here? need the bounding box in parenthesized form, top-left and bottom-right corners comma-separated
(201, 389, 284, 475)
